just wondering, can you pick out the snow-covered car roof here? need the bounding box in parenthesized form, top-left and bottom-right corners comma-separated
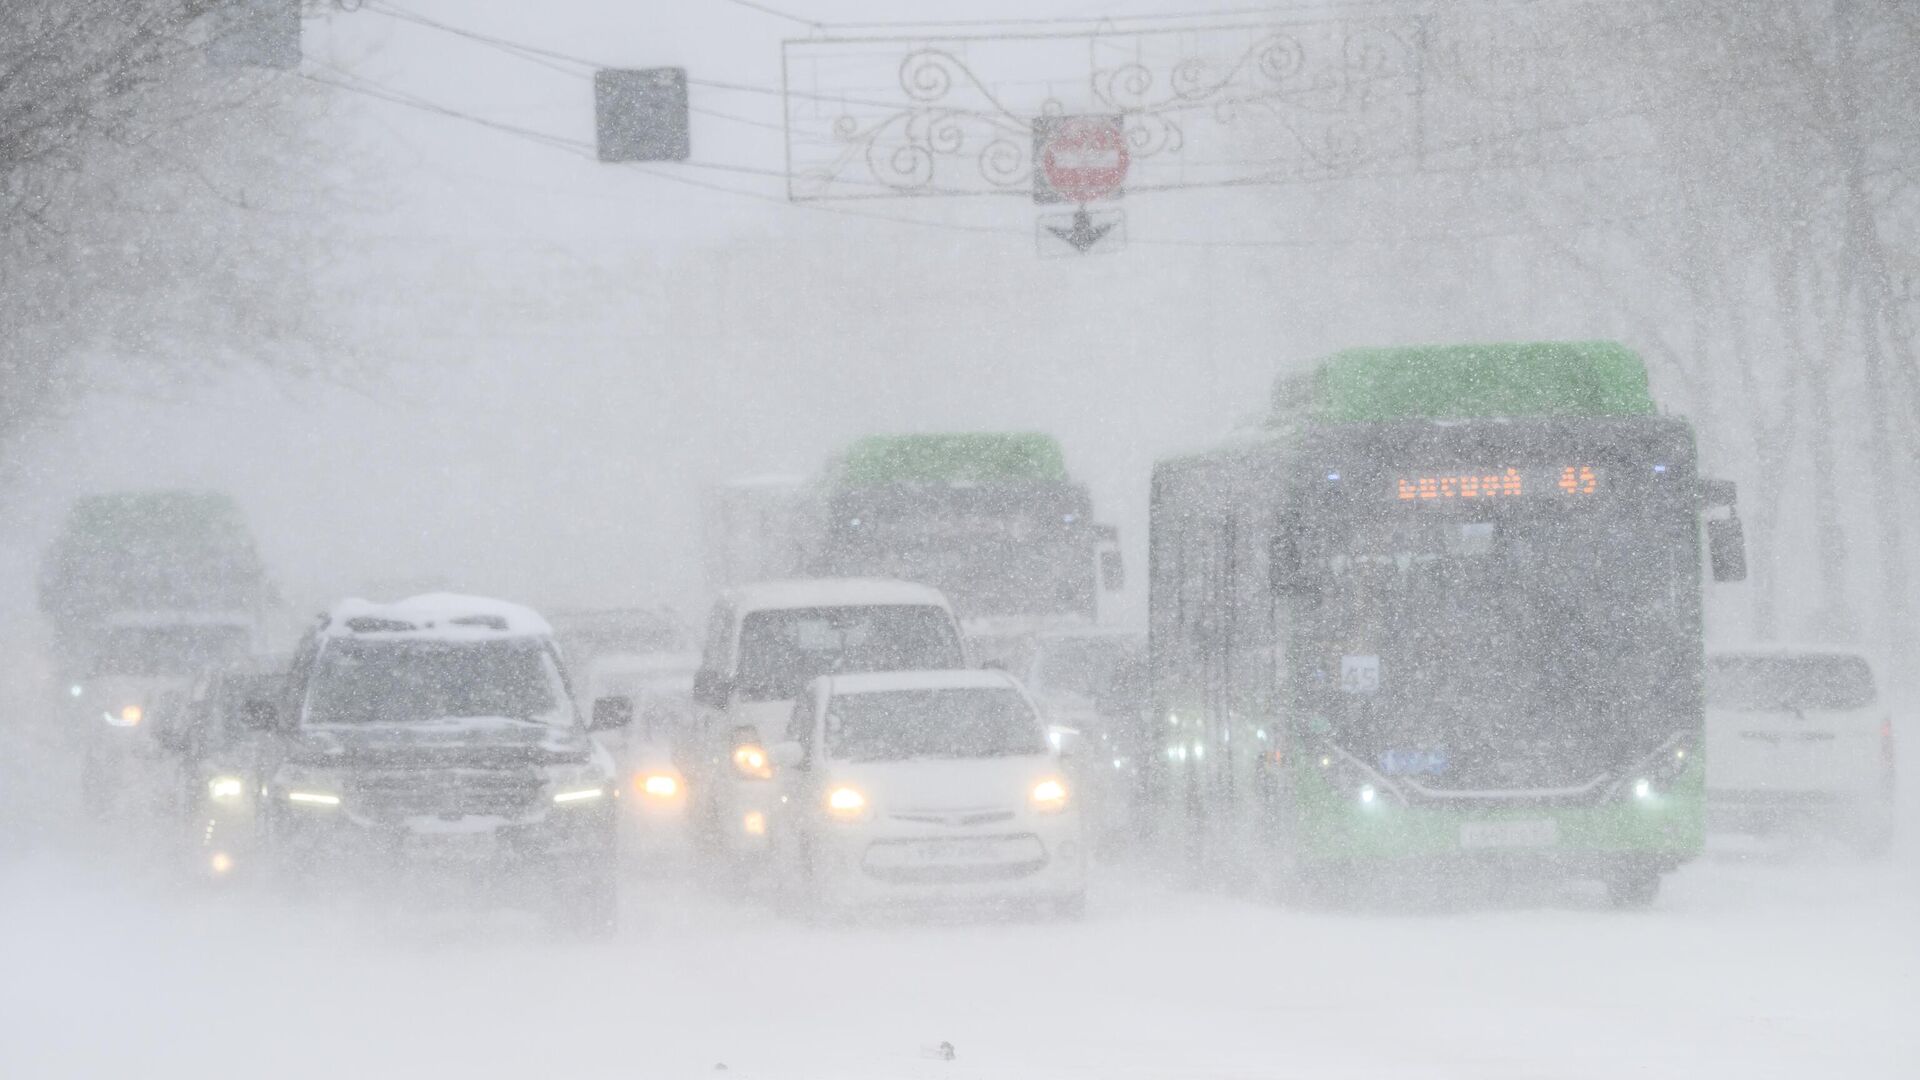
(819, 669, 1020, 695)
(320, 593, 553, 641)
(727, 577, 953, 613)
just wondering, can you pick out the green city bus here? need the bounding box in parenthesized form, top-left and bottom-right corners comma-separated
(1147, 342, 1747, 905)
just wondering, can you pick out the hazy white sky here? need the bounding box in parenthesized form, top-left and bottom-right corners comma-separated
(0, 0, 1701, 628)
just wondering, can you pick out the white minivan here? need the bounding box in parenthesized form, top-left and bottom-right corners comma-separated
(686, 579, 969, 859)
(768, 669, 1086, 917)
(1705, 647, 1896, 853)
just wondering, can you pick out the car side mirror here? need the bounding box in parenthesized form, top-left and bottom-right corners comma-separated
(1099, 549, 1125, 591)
(1708, 517, 1747, 583)
(770, 741, 807, 770)
(1047, 724, 1083, 757)
(240, 696, 279, 732)
(591, 696, 634, 731)
(692, 669, 733, 711)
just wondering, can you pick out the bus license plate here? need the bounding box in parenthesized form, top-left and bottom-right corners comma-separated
(1459, 819, 1558, 849)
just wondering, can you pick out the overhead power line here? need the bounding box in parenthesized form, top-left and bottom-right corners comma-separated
(361, 0, 1017, 117)
(714, 0, 825, 31)
(299, 61, 1666, 252)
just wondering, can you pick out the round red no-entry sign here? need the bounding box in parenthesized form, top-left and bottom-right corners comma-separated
(1038, 115, 1129, 204)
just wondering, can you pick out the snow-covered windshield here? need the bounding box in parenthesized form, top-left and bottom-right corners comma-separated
(824, 687, 1044, 761)
(734, 605, 962, 702)
(1707, 655, 1876, 711)
(305, 638, 569, 726)
(88, 624, 250, 677)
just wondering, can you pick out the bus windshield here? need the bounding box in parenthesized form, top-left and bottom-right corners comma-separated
(1297, 499, 1695, 790)
(821, 483, 1097, 619)
(90, 624, 251, 677)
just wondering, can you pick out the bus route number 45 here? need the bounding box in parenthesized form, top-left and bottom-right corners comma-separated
(1340, 655, 1381, 695)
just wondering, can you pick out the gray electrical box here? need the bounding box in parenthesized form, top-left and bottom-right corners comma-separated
(595, 68, 690, 163)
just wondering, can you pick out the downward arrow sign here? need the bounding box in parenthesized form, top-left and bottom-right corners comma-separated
(1046, 209, 1116, 254)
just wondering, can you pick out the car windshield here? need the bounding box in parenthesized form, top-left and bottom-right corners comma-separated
(734, 605, 963, 701)
(305, 638, 569, 725)
(89, 624, 250, 676)
(1706, 654, 1876, 711)
(824, 687, 1046, 761)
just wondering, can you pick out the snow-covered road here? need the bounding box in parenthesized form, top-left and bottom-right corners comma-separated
(0, 836, 1911, 1080)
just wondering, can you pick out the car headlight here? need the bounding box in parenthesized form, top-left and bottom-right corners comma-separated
(104, 704, 142, 728)
(636, 772, 680, 799)
(208, 776, 246, 802)
(732, 744, 773, 780)
(1030, 776, 1070, 813)
(275, 764, 343, 808)
(553, 786, 607, 805)
(825, 785, 869, 821)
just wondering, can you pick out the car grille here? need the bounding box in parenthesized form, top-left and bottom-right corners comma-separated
(346, 769, 543, 821)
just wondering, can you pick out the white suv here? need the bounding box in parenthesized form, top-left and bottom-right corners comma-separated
(1705, 647, 1896, 854)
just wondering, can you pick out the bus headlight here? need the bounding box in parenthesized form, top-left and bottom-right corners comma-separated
(1614, 736, 1693, 803)
(1315, 747, 1402, 808)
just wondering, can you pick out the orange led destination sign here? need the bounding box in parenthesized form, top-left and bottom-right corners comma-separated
(1395, 466, 1601, 501)
(1558, 466, 1597, 494)
(1397, 468, 1523, 501)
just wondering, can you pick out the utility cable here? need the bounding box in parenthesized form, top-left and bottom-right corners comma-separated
(714, 0, 825, 32)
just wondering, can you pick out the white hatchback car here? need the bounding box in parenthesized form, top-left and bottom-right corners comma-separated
(1705, 647, 1896, 853)
(768, 670, 1087, 917)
